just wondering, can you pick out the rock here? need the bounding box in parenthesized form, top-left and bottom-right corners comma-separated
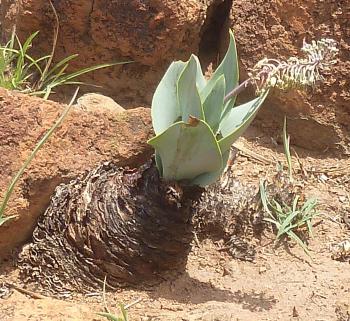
(230, 0, 350, 153)
(1, 0, 348, 153)
(0, 88, 152, 257)
(0, 0, 213, 105)
(77, 93, 125, 113)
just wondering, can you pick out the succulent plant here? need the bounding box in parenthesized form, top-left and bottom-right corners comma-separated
(148, 30, 268, 186)
(15, 31, 339, 294)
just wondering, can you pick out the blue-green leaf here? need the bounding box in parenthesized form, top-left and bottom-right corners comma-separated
(148, 120, 222, 182)
(152, 61, 186, 134)
(218, 90, 268, 154)
(177, 55, 204, 122)
(193, 55, 207, 91)
(191, 149, 230, 186)
(202, 75, 225, 134)
(200, 30, 239, 104)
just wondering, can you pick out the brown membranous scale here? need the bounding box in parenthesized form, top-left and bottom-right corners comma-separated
(19, 161, 202, 296)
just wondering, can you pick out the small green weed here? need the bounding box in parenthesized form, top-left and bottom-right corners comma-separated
(97, 277, 141, 321)
(260, 181, 319, 255)
(97, 306, 128, 321)
(0, 29, 125, 99)
(259, 118, 320, 255)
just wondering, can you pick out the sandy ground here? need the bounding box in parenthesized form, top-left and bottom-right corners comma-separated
(0, 128, 349, 321)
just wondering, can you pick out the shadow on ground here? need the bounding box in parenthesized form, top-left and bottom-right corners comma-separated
(149, 272, 277, 311)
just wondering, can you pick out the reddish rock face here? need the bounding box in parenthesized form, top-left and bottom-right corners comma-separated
(0, 0, 210, 104)
(231, 0, 350, 153)
(0, 88, 152, 256)
(0, 0, 349, 152)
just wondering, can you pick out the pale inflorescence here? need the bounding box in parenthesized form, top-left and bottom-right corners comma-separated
(249, 38, 339, 94)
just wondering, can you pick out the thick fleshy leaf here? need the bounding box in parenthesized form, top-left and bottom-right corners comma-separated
(151, 61, 186, 134)
(218, 90, 268, 154)
(177, 55, 204, 122)
(190, 149, 230, 186)
(193, 55, 207, 91)
(220, 96, 235, 122)
(202, 75, 225, 133)
(200, 30, 239, 104)
(148, 120, 222, 182)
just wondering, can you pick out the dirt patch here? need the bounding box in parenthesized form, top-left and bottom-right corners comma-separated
(1, 127, 349, 320)
(0, 88, 153, 257)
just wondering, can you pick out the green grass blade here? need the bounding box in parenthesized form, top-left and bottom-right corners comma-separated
(8, 27, 16, 50)
(21, 31, 39, 54)
(43, 54, 78, 79)
(270, 199, 285, 217)
(0, 47, 20, 55)
(264, 217, 280, 228)
(306, 219, 314, 238)
(48, 61, 130, 88)
(0, 215, 17, 226)
(119, 304, 128, 321)
(26, 55, 51, 76)
(259, 180, 271, 214)
(14, 35, 26, 83)
(287, 230, 310, 256)
(42, 86, 53, 100)
(19, 73, 34, 83)
(283, 116, 293, 182)
(300, 198, 317, 212)
(96, 312, 123, 321)
(43, 63, 69, 87)
(276, 209, 299, 239)
(28, 90, 49, 97)
(292, 195, 300, 213)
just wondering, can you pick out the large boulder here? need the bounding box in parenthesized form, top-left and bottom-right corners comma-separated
(0, 88, 152, 256)
(0, 0, 215, 104)
(1, 0, 348, 153)
(231, 0, 350, 153)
